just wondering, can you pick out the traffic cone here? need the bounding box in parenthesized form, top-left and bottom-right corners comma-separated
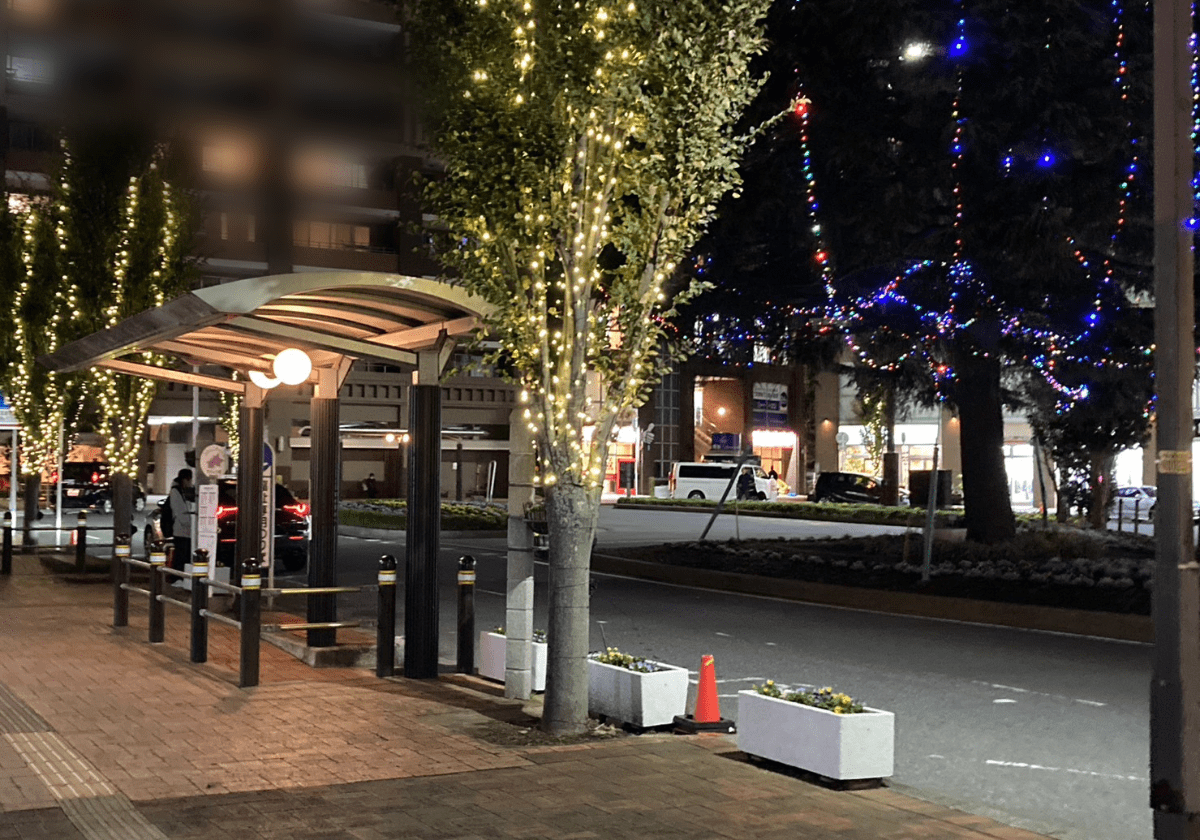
(674, 654, 736, 734)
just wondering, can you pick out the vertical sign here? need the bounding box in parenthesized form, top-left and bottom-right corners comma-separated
(262, 443, 275, 590)
(197, 484, 219, 564)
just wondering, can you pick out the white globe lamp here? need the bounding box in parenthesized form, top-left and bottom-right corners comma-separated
(273, 348, 312, 386)
(247, 369, 280, 389)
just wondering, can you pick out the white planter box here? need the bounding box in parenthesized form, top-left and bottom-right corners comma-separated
(587, 657, 688, 727)
(477, 632, 546, 692)
(737, 690, 894, 780)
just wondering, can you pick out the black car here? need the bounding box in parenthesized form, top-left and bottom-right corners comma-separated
(145, 479, 310, 572)
(49, 462, 147, 513)
(811, 471, 905, 505)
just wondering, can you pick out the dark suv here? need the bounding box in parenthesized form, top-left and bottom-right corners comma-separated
(49, 462, 147, 513)
(811, 471, 888, 505)
(145, 479, 310, 571)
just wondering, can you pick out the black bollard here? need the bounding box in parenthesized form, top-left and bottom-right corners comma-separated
(2, 511, 11, 576)
(377, 555, 397, 678)
(112, 533, 131, 628)
(190, 548, 209, 664)
(148, 541, 166, 643)
(457, 555, 476, 674)
(239, 557, 261, 688)
(74, 511, 87, 572)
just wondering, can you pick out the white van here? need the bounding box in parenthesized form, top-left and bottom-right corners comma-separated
(669, 462, 778, 501)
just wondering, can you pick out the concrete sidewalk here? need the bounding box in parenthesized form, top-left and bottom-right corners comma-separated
(0, 556, 1052, 840)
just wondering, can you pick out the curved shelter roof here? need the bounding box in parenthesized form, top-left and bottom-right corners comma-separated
(40, 272, 493, 392)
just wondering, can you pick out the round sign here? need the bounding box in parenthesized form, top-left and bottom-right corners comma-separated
(199, 444, 229, 479)
(835, 432, 850, 446)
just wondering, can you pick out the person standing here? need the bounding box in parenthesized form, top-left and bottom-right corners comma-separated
(736, 466, 756, 501)
(166, 468, 195, 571)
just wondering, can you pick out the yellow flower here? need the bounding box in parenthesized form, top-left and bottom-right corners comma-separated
(834, 708, 844, 714)
(766, 680, 774, 686)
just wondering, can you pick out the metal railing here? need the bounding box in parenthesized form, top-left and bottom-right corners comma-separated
(110, 541, 399, 687)
(0, 510, 119, 574)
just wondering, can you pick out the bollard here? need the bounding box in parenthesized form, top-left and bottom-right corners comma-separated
(112, 533, 131, 628)
(377, 555, 397, 678)
(2, 511, 11, 576)
(190, 548, 209, 664)
(74, 511, 87, 572)
(239, 557, 261, 688)
(148, 540, 166, 643)
(456, 555, 476, 675)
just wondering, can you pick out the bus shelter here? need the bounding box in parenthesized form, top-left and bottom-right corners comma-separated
(40, 271, 492, 678)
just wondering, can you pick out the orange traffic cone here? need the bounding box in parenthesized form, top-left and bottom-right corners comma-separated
(674, 654, 736, 734)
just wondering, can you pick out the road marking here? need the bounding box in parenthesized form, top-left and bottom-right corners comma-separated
(765, 642, 777, 646)
(928, 754, 946, 759)
(993, 699, 1017, 704)
(715, 632, 731, 637)
(687, 676, 764, 684)
(973, 680, 1107, 707)
(984, 759, 1144, 782)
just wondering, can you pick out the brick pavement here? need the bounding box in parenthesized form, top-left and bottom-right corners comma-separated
(0, 554, 1054, 840)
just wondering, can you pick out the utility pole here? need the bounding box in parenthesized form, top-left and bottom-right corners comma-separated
(1150, 1, 1200, 836)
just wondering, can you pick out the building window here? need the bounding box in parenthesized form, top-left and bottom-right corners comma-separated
(293, 221, 371, 250)
(294, 150, 369, 190)
(5, 55, 53, 84)
(201, 141, 256, 179)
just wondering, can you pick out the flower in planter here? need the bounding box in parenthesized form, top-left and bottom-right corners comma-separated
(490, 626, 547, 642)
(753, 681, 866, 715)
(592, 647, 661, 673)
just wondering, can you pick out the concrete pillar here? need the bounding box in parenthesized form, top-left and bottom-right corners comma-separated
(505, 406, 536, 699)
(308, 369, 340, 647)
(813, 369, 841, 487)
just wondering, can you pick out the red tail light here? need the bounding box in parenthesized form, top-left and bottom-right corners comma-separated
(285, 503, 309, 517)
(91, 472, 101, 484)
(216, 505, 236, 518)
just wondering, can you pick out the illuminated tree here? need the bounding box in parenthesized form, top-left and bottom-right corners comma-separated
(409, 0, 775, 733)
(1, 132, 193, 527)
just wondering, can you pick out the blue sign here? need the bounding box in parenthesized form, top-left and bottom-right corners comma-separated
(711, 433, 740, 451)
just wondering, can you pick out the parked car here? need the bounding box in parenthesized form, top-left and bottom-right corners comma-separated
(811, 471, 909, 505)
(144, 479, 310, 572)
(668, 461, 778, 501)
(47, 462, 146, 513)
(1112, 485, 1200, 523)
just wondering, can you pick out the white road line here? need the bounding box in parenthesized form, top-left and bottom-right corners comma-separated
(972, 680, 1107, 707)
(993, 699, 1017, 704)
(985, 759, 1143, 783)
(928, 754, 946, 759)
(715, 632, 731, 637)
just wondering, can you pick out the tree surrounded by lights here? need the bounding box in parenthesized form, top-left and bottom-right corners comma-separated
(1, 132, 193, 526)
(782, 0, 1152, 541)
(410, 0, 776, 733)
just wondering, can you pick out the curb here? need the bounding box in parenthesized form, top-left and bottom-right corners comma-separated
(611, 501, 960, 528)
(590, 554, 1152, 644)
(338, 525, 506, 541)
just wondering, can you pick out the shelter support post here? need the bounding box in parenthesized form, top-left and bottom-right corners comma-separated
(235, 385, 265, 589)
(404, 350, 444, 678)
(308, 368, 341, 648)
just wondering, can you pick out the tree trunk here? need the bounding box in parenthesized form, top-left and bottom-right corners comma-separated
(1087, 452, 1115, 530)
(541, 482, 599, 736)
(952, 352, 1016, 543)
(112, 473, 134, 547)
(21, 474, 39, 546)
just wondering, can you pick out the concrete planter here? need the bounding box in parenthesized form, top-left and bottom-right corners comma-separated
(477, 631, 546, 691)
(587, 657, 688, 727)
(737, 690, 894, 780)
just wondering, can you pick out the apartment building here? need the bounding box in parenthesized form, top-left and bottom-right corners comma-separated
(3, 0, 519, 499)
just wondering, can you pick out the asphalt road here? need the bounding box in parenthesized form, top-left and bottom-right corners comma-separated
(53, 503, 1151, 840)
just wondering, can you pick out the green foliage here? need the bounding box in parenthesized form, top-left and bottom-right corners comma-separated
(613, 495, 963, 527)
(592, 647, 660, 673)
(0, 130, 196, 478)
(409, 0, 776, 490)
(753, 681, 866, 715)
(338, 501, 507, 531)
